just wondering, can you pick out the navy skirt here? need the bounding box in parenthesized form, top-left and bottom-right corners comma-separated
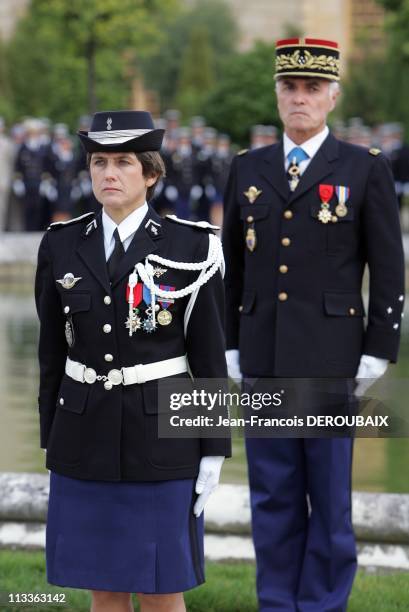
(46, 471, 204, 593)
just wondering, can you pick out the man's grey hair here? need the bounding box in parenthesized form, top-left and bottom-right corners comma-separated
(275, 79, 341, 98)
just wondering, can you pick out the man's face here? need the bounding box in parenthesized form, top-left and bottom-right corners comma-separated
(90, 152, 155, 215)
(276, 78, 338, 142)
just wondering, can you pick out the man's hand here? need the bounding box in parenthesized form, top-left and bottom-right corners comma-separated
(193, 455, 224, 517)
(226, 349, 242, 381)
(354, 354, 388, 398)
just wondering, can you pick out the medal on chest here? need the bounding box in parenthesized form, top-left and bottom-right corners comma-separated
(65, 316, 75, 347)
(318, 184, 335, 224)
(335, 185, 350, 218)
(125, 272, 176, 335)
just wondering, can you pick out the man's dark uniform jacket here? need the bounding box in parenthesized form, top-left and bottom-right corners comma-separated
(35, 206, 230, 481)
(223, 133, 405, 378)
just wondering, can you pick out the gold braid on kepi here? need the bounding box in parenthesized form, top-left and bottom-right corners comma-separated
(274, 38, 340, 81)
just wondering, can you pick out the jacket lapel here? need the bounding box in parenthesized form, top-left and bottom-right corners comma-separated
(288, 132, 339, 205)
(76, 211, 111, 294)
(260, 141, 290, 202)
(110, 206, 165, 288)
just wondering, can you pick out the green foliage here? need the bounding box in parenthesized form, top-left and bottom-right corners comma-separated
(175, 27, 215, 118)
(141, 0, 237, 111)
(340, 0, 409, 136)
(204, 41, 280, 146)
(5, 0, 180, 125)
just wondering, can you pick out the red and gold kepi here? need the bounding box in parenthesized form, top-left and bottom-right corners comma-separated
(274, 38, 340, 81)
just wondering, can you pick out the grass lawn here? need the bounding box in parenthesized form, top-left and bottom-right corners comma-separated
(0, 550, 408, 611)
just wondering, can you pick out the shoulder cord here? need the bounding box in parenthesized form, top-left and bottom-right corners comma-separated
(133, 233, 225, 331)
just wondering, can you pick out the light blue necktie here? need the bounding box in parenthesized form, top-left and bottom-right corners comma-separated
(287, 146, 309, 166)
(287, 147, 309, 191)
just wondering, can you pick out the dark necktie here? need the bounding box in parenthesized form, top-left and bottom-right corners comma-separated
(107, 228, 125, 281)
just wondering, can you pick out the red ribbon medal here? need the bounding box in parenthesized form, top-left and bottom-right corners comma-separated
(126, 282, 143, 306)
(319, 184, 334, 203)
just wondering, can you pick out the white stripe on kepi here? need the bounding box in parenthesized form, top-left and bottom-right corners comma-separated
(88, 128, 153, 145)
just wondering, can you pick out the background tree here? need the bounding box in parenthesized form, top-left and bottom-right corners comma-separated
(141, 0, 237, 111)
(204, 41, 280, 146)
(6, 0, 180, 125)
(175, 27, 215, 118)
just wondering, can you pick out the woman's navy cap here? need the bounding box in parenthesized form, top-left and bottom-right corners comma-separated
(77, 110, 165, 153)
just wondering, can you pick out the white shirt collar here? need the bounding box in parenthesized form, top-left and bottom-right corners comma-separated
(102, 202, 148, 247)
(283, 125, 329, 161)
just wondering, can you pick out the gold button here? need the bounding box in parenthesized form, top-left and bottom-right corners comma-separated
(104, 296, 112, 305)
(247, 215, 254, 223)
(238, 305, 243, 312)
(281, 237, 291, 247)
(349, 308, 356, 316)
(278, 292, 288, 302)
(279, 265, 288, 274)
(283, 210, 293, 220)
(103, 324, 112, 333)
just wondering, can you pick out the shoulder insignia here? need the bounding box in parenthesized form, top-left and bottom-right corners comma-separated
(165, 214, 220, 231)
(237, 149, 248, 156)
(48, 212, 95, 231)
(369, 148, 381, 156)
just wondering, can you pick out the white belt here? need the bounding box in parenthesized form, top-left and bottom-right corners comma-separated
(65, 355, 188, 387)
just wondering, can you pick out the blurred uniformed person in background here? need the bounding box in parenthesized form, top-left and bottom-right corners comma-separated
(36, 110, 230, 612)
(223, 38, 404, 611)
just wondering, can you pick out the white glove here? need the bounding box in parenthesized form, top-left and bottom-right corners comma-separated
(193, 455, 224, 517)
(226, 349, 242, 381)
(12, 178, 26, 197)
(354, 354, 388, 398)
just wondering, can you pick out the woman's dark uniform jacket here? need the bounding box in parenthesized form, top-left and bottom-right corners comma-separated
(35, 206, 231, 481)
(223, 133, 405, 378)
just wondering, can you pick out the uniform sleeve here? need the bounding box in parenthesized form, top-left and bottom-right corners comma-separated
(222, 155, 245, 350)
(362, 154, 405, 362)
(185, 232, 231, 458)
(35, 232, 67, 448)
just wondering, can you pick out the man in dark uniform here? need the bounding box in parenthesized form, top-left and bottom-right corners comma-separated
(222, 39, 404, 611)
(36, 110, 230, 611)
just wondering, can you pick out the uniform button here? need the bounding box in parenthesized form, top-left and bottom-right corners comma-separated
(281, 237, 291, 247)
(349, 308, 356, 316)
(247, 215, 254, 223)
(59, 398, 64, 406)
(104, 381, 113, 391)
(283, 210, 293, 220)
(238, 305, 243, 312)
(103, 324, 112, 333)
(278, 292, 288, 302)
(104, 354, 113, 362)
(64, 306, 70, 314)
(104, 296, 112, 305)
(279, 265, 288, 274)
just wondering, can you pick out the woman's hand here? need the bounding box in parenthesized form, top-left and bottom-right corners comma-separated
(193, 456, 224, 517)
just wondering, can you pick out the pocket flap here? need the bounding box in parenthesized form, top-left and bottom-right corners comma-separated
(239, 205, 269, 221)
(61, 293, 91, 315)
(324, 292, 365, 317)
(240, 289, 256, 314)
(56, 375, 90, 414)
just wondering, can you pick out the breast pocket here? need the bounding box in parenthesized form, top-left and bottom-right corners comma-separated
(309, 204, 355, 254)
(60, 292, 91, 316)
(327, 207, 355, 255)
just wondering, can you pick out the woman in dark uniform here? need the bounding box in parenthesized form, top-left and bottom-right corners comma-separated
(35, 111, 231, 612)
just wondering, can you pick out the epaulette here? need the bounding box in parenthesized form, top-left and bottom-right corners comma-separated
(165, 214, 220, 231)
(369, 148, 381, 156)
(237, 149, 248, 156)
(47, 212, 95, 231)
